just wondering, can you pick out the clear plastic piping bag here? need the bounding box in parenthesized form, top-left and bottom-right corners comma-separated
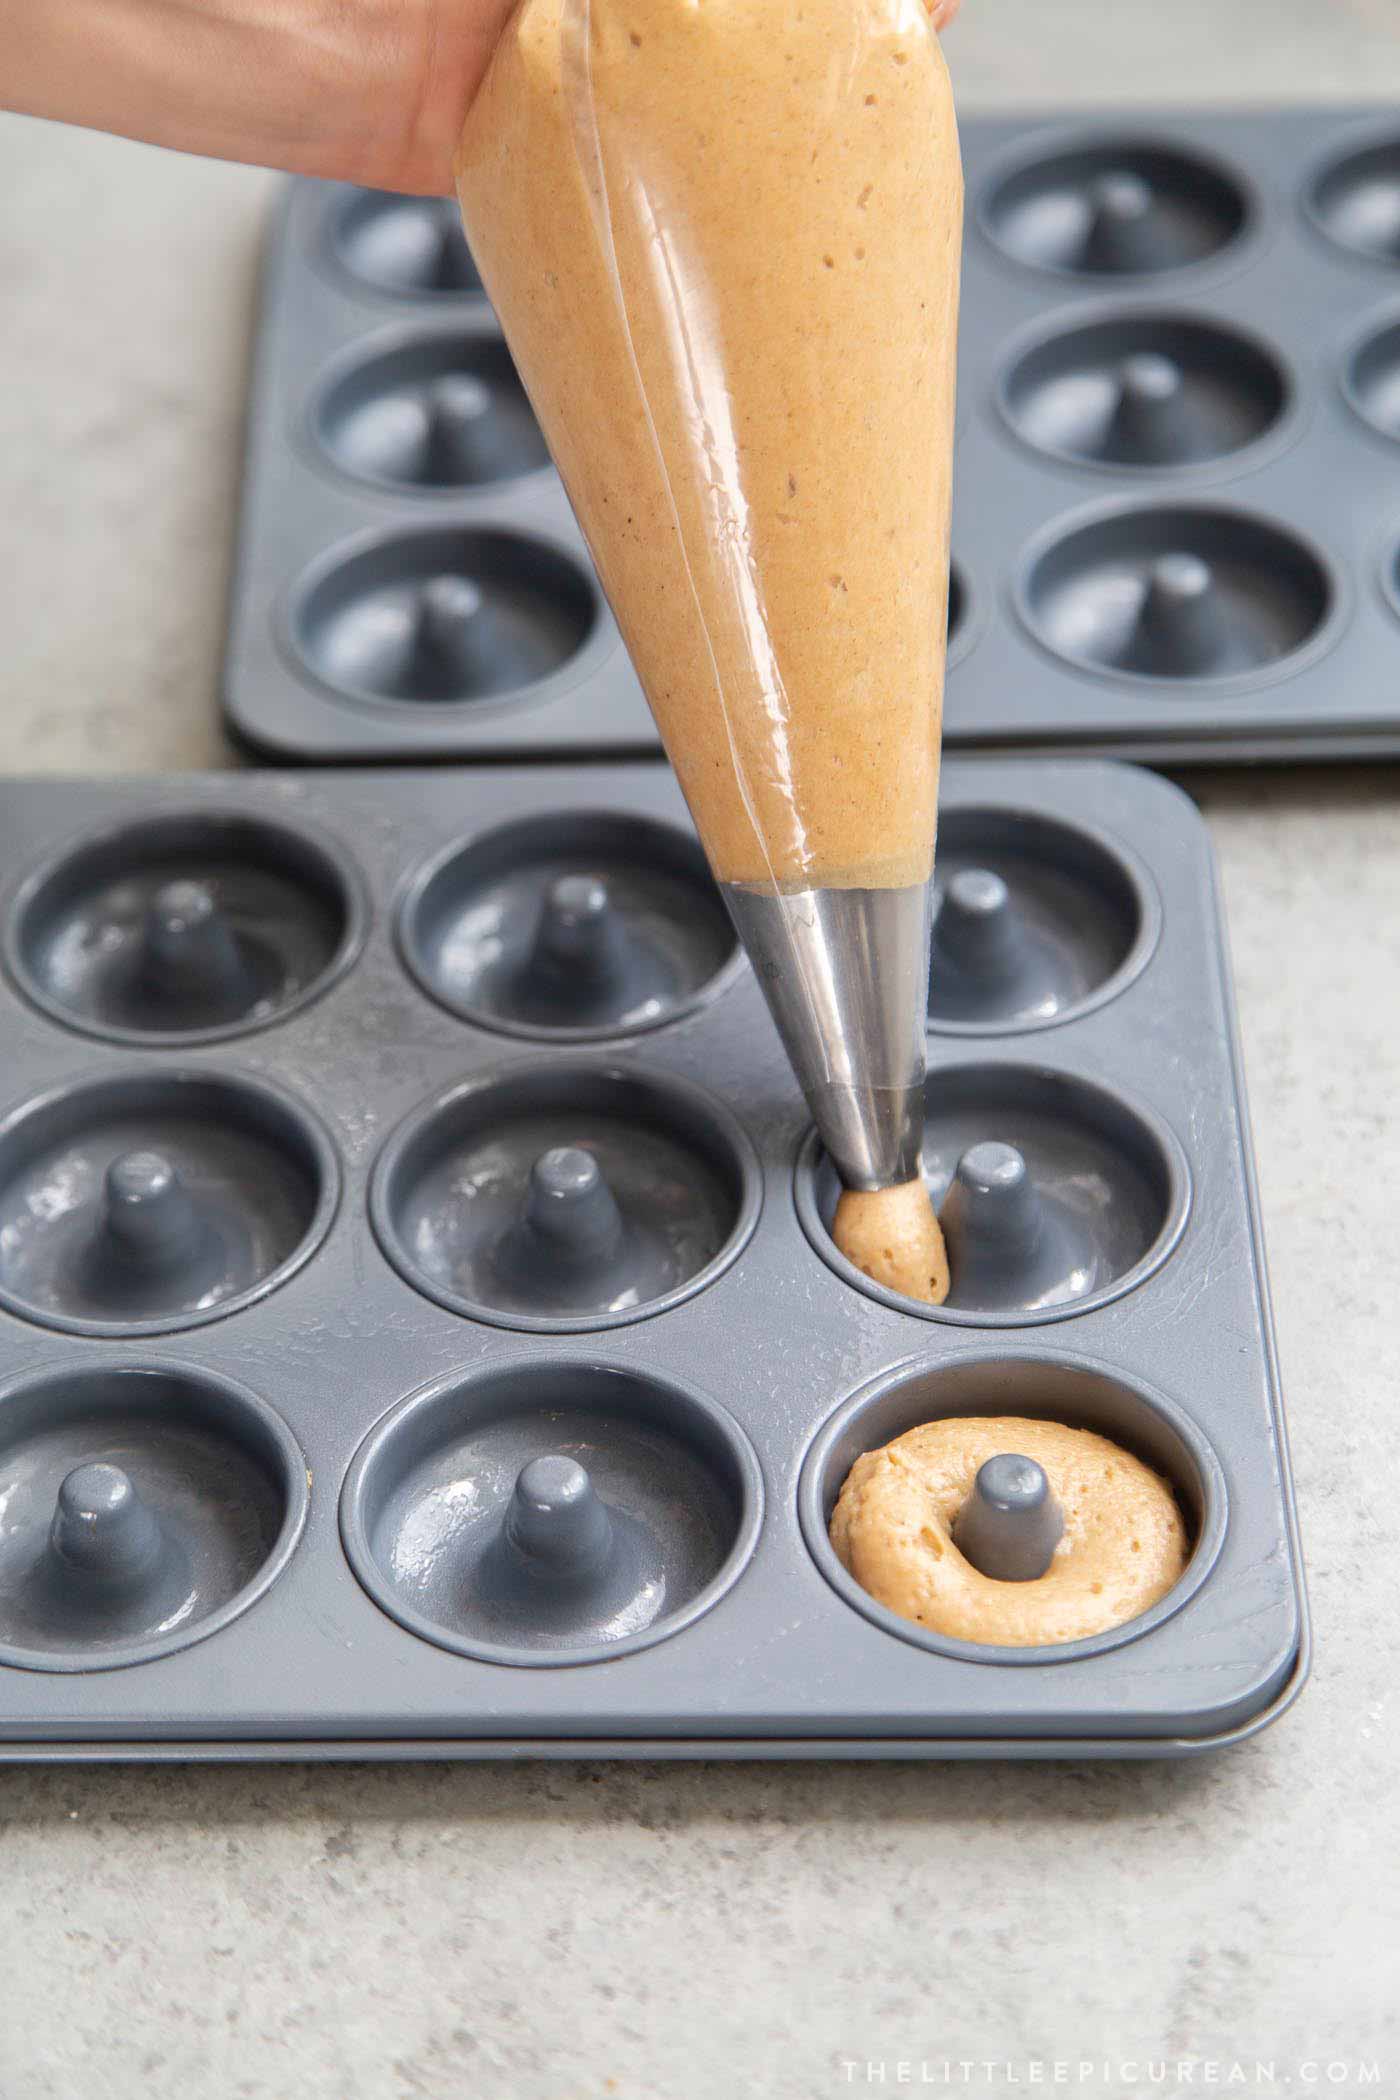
(456, 2, 962, 1187)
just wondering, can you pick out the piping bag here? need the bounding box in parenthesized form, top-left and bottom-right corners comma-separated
(455, 0, 962, 1288)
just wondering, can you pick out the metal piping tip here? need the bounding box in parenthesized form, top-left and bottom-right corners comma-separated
(721, 880, 930, 1190)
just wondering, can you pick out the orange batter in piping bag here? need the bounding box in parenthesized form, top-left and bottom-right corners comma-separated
(455, 0, 961, 1297)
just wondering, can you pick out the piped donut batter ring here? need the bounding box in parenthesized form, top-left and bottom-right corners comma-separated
(830, 1414, 1187, 1646)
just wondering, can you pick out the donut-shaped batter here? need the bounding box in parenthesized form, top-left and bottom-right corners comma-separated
(830, 1414, 1188, 1646)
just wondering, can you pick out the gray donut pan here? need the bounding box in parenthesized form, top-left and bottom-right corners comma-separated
(227, 105, 1400, 765)
(0, 761, 1306, 1759)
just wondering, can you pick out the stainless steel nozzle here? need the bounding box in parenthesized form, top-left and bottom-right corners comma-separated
(721, 880, 930, 1190)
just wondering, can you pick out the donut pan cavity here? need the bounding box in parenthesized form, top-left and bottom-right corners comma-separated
(231, 109, 1400, 763)
(4, 810, 364, 1044)
(0, 763, 1304, 1759)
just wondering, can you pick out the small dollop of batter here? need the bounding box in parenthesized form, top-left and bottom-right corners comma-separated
(832, 1178, 950, 1305)
(830, 1415, 1188, 1646)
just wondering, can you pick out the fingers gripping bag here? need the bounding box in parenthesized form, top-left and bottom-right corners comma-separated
(454, 1, 963, 1222)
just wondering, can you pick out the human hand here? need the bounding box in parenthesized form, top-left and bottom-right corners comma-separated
(0, 0, 515, 196)
(3, 0, 963, 198)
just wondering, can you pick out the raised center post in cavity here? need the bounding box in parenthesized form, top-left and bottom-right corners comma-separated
(522, 1147, 626, 1267)
(528, 875, 625, 994)
(413, 571, 544, 697)
(953, 1452, 1065, 1582)
(943, 1140, 1043, 1260)
(142, 880, 248, 1004)
(504, 1454, 614, 1581)
(102, 1150, 200, 1269)
(933, 870, 1022, 983)
(1105, 353, 1190, 463)
(1083, 171, 1157, 271)
(1133, 552, 1224, 675)
(416, 573, 485, 668)
(48, 1462, 165, 1587)
(424, 372, 500, 483)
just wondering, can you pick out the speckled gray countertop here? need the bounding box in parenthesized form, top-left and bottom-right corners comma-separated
(0, 1, 1397, 2092)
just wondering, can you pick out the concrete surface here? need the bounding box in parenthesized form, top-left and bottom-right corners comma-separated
(1, 2, 1399, 2094)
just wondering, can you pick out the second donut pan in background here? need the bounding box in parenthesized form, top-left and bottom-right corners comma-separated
(0, 761, 1304, 1758)
(228, 105, 1400, 765)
